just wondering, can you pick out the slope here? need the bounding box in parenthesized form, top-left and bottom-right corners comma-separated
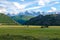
(0, 13, 18, 25)
(11, 15, 34, 25)
(26, 14, 60, 26)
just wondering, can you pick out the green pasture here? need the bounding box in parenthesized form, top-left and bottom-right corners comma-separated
(0, 25, 60, 40)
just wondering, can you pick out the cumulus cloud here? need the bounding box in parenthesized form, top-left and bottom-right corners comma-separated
(13, 2, 25, 10)
(37, 0, 60, 7)
(51, 7, 56, 11)
(38, 0, 45, 6)
(0, 0, 38, 14)
(25, 0, 59, 12)
(0, 6, 6, 13)
(0, 0, 59, 14)
(38, 0, 51, 6)
(0, 1, 23, 14)
(0, 1, 20, 14)
(48, 7, 56, 12)
(48, 1, 60, 7)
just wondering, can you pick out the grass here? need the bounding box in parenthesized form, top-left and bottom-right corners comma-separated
(0, 13, 18, 25)
(0, 25, 60, 40)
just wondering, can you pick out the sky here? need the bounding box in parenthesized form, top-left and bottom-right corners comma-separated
(0, 0, 60, 14)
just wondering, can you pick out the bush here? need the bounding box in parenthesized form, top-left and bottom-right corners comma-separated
(41, 26, 48, 28)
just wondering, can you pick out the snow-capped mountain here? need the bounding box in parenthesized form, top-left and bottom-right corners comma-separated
(7, 11, 60, 17)
(7, 11, 41, 17)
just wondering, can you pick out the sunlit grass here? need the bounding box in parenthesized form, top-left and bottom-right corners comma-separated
(0, 25, 60, 40)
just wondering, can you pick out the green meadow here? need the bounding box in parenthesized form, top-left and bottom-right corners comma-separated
(0, 25, 60, 40)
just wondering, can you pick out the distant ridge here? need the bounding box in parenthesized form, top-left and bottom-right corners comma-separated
(0, 13, 18, 25)
(26, 14, 60, 26)
(11, 15, 34, 25)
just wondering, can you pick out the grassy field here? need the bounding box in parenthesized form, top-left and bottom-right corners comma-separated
(0, 25, 60, 40)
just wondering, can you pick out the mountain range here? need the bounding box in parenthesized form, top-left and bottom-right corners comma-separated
(7, 11, 41, 25)
(26, 13, 60, 26)
(0, 11, 60, 25)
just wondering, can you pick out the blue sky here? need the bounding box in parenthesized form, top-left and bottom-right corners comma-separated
(0, 0, 60, 14)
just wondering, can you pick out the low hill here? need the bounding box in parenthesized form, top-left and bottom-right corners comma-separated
(0, 13, 18, 25)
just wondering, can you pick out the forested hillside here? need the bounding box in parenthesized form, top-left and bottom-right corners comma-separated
(0, 13, 18, 25)
(11, 15, 34, 25)
(26, 14, 60, 26)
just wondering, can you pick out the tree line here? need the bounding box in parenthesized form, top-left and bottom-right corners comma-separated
(25, 14, 60, 28)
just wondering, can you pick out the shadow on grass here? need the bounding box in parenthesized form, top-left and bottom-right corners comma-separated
(0, 34, 39, 40)
(0, 34, 60, 40)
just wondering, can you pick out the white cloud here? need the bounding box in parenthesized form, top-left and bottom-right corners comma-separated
(38, 0, 59, 7)
(38, 0, 51, 6)
(20, 0, 25, 2)
(0, 1, 21, 14)
(0, 6, 6, 13)
(13, 2, 37, 12)
(25, 6, 41, 10)
(48, 7, 56, 12)
(0, 0, 38, 14)
(38, 0, 45, 6)
(51, 7, 56, 11)
(0, 0, 59, 14)
(49, 1, 60, 7)
(13, 2, 25, 11)
(54, 2, 60, 4)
